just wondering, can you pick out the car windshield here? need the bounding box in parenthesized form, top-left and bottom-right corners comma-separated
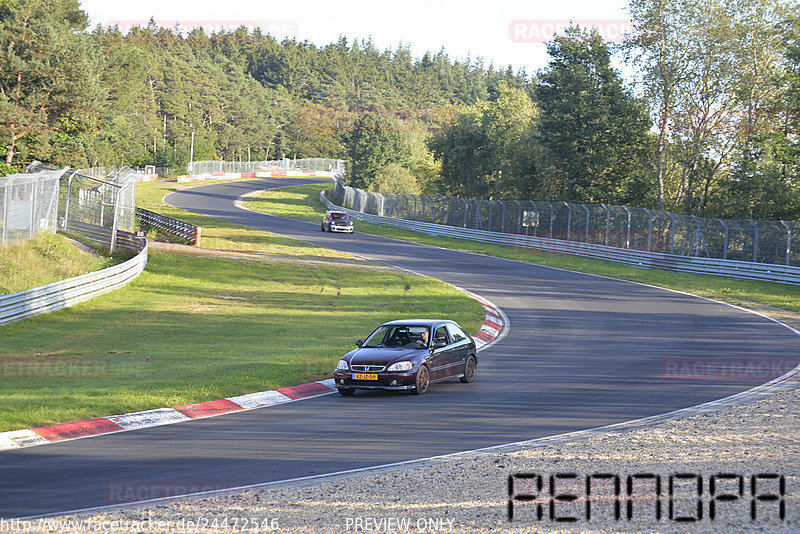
(363, 325, 430, 348)
(330, 213, 349, 221)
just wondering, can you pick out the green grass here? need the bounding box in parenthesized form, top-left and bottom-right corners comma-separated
(242, 183, 800, 315)
(0, 179, 485, 431)
(0, 233, 114, 296)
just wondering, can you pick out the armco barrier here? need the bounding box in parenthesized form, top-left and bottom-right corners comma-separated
(136, 208, 201, 245)
(321, 192, 800, 285)
(0, 239, 148, 326)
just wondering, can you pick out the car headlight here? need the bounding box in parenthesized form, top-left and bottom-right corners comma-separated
(387, 361, 413, 371)
(336, 360, 349, 370)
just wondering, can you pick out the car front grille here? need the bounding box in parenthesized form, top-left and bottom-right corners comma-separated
(351, 364, 385, 372)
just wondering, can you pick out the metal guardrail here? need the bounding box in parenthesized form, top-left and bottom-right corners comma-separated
(0, 238, 148, 326)
(136, 208, 201, 245)
(321, 192, 800, 285)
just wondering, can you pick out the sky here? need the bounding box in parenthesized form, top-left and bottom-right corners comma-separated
(78, 0, 633, 77)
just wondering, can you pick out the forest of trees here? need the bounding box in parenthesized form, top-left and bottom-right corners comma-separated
(1, 0, 799, 220)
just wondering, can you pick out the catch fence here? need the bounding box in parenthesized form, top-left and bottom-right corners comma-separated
(333, 181, 800, 268)
(1, 163, 140, 253)
(0, 168, 65, 247)
(189, 158, 345, 175)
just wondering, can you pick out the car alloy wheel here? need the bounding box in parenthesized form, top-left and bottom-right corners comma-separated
(413, 364, 430, 395)
(460, 355, 477, 383)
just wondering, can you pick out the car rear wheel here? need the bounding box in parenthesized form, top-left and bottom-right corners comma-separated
(460, 355, 477, 383)
(320, 223, 325, 232)
(338, 387, 355, 396)
(412, 365, 430, 395)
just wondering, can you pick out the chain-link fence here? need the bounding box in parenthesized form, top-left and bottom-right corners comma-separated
(0, 168, 66, 247)
(333, 181, 800, 267)
(189, 158, 345, 175)
(0, 162, 139, 253)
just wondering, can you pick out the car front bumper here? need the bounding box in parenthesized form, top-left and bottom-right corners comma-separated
(329, 225, 354, 233)
(333, 370, 416, 390)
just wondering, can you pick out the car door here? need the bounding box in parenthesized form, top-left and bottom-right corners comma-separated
(445, 323, 471, 376)
(428, 325, 456, 380)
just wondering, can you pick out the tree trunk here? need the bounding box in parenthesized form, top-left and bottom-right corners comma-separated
(5, 141, 14, 166)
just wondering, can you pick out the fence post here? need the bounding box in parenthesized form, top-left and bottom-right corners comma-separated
(601, 203, 610, 246)
(545, 202, 554, 239)
(62, 170, 79, 232)
(29, 180, 38, 239)
(565, 202, 572, 241)
(781, 221, 792, 266)
(718, 219, 729, 260)
(749, 219, 759, 263)
(1, 181, 7, 246)
(623, 206, 631, 249)
(110, 184, 120, 254)
(581, 204, 590, 242)
(642, 208, 653, 251)
(667, 212, 675, 255)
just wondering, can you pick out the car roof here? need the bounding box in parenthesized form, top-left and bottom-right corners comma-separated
(327, 211, 347, 215)
(380, 319, 455, 327)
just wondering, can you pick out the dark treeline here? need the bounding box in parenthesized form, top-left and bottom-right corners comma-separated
(1, 0, 799, 221)
(0, 0, 523, 172)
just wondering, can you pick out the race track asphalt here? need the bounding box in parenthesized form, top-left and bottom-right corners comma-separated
(2, 177, 797, 518)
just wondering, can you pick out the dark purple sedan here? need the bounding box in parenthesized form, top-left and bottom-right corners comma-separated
(333, 319, 477, 395)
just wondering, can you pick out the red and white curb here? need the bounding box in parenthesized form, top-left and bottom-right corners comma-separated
(0, 299, 505, 452)
(177, 171, 335, 183)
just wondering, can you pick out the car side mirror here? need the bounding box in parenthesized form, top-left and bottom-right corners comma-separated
(356, 339, 363, 347)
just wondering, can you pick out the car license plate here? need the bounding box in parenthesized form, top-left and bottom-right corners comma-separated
(353, 373, 378, 380)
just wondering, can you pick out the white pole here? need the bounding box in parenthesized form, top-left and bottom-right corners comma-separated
(188, 131, 195, 174)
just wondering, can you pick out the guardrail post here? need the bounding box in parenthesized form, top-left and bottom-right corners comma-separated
(749, 219, 759, 263)
(781, 221, 792, 266)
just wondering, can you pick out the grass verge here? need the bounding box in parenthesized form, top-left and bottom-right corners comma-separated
(0, 233, 114, 296)
(242, 183, 800, 316)
(0, 179, 484, 431)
